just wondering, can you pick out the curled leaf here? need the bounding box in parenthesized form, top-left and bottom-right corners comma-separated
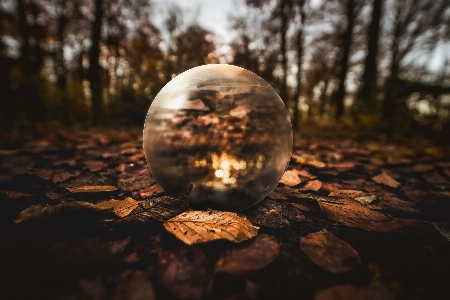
(164, 210, 259, 245)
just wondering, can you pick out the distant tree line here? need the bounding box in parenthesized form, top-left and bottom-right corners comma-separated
(0, 0, 449, 138)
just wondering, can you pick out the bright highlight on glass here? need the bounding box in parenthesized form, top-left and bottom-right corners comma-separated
(143, 64, 292, 211)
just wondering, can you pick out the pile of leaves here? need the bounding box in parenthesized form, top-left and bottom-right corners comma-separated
(0, 130, 449, 300)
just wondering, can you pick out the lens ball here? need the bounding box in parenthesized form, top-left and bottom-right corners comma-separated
(143, 64, 292, 211)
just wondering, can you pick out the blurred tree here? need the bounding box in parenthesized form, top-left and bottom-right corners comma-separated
(171, 24, 217, 74)
(357, 0, 383, 109)
(382, 0, 450, 124)
(332, 0, 357, 120)
(246, 0, 294, 108)
(17, 0, 46, 122)
(88, 0, 105, 125)
(293, 0, 306, 132)
(164, 4, 183, 82)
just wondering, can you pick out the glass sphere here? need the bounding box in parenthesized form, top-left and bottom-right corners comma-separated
(143, 64, 292, 211)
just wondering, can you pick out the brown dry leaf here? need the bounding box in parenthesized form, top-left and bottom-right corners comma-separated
(79, 270, 155, 300)
(317, 198, 418, 232)
(66, 185, 117, 193)
(15, 201, 117, 224)
(412, 164, 434, 173)
(423, 172, 447, 185)
(245, 200, 289, 228)
(53, 169, 81, 183)
(303, 180, 322, 191)
(45, 236, 131, 271)
(372, 172, 400, 188)
(0, 175, 12, 182)
(83, 160, 106, 172)
(280, 170, 302, 187)
(136, 184, 165, 199)
(292, 154, 326, 168)
(327, 162, 355, 172)
(96, 197, 139, 218)
(268, 190, 288, 200)
(164, 210, 259, 245)
(296, 169, 316, 179)
(215, 234, 280, 276)
(315, 284, 396, 300)
(300, 229, 361, 273)
(1, 190, 31, 199)
(118, 168, 155, 191)
(289, 202, 312, 211)
(155, 247, 210, 300)
(329, 189, 376, 205)
(32, 169, 53, 180)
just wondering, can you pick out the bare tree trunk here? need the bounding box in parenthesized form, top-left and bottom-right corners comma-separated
(88, 0, 105, 125)
(18, 0, 45, 121)
(333, 0, 355, 120)
(279, 1, 290, 108)
(293, 0, 305, 134)
(55, 0, 70, 124)
(358, 0, 382, 106)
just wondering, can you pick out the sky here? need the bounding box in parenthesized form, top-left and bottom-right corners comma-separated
(158, 0, 447, 73)
(156, 0, 244, 44)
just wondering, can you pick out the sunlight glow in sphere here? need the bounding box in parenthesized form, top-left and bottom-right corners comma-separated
(143, 64, 292, 211)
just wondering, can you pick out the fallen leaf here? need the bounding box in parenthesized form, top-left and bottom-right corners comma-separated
(315, 284, 395, 300)
(83, 160, 106, 172)
(164, 210, 259, 245)
(15, 201, 117, 224)
(296, 169, 316, 179)
(66, 185, 117, 193)
(327, 162, 355, 172)
(0, 190, 31, 199)
(155, 247, 210, 300)
(136, 184, 165, 199)
(369, 196, 420, 217)
(423, 172, 447, 185)
(372, 171, 400, 188)
(300, 229, 361, 273)
(303, 180, 322, 191)
(412, 164, 434, 173)
(116, 186, 190, 225)
(53, 158, 77, 167)
(317, 198, 419, 232)
(245, 200, 289, 228)
(53, 169, 81, 183)
(80, 270, 155, 300)
(215, 234, 280, 276)
(329, 189, 376, 205)
(280, 169, 302, 186)
(32, 169, 53, 180)
(96, 197, 139, 217)
(45, 236, 131, 271)
(117, 167, 155, 191)
(268, 190, 288, 200)
(0, 175, 12, 182)
(292, 154, 326, 168)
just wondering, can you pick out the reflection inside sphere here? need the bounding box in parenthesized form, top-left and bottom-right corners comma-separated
(143, 64, 292, 211)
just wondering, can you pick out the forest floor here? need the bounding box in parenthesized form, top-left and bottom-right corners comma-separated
(0, 128, 449, 300)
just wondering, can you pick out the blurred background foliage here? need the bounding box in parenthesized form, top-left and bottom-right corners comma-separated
(0, 0, 449, 145)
